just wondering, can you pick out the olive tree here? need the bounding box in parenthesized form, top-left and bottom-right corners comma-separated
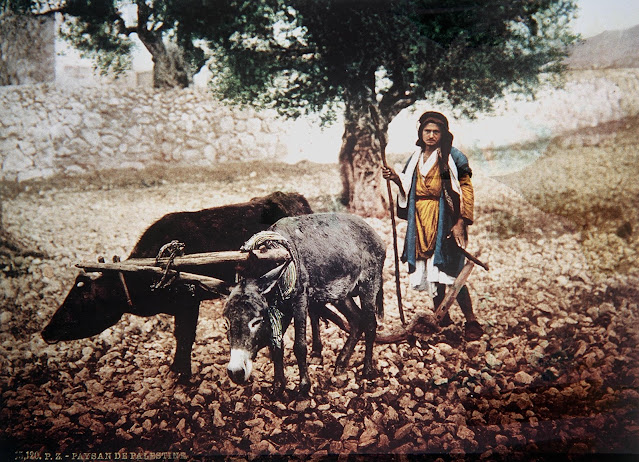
(204, 0, 579, 216)
(2, 0, 225, 88)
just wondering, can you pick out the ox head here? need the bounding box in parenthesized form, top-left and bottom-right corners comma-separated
(41, 271, 126, 344)
(223, 267, 283, 385)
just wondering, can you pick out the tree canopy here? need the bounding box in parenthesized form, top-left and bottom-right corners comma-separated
(206, 0, 578, 119)
(207, 0, 577, 215)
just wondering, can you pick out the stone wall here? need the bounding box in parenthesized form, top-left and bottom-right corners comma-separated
(2, 69, 639, 182)
(0, 84, 289, 181)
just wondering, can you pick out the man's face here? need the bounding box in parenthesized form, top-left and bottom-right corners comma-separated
(421, 122, 442, 149)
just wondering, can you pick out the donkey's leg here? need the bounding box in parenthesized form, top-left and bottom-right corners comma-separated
(361, 298, 378, 378)
(271, 342, 286, 396)
(334, 297, 363, 376)
(308, 301, 323, 361)
(334, 296, 361, 327)
(293, 297, 311, 395)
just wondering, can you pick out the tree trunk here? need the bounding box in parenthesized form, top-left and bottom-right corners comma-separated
(136, 29, 191, 89)
(151, 41, 191, 89)
(339, 101, 389, 218)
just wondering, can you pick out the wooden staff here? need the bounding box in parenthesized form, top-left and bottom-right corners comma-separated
(370, 107, 406, 325)
(125, 248, 291, 268)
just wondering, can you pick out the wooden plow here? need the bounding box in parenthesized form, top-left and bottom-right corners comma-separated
(75, 240, 488, 345)
(375, 257, 480, 343)
(318, 249, 489, 344)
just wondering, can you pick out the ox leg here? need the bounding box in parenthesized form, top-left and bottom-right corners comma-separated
(172, 301, 200, 382)
(294, 298, 311, 396)
(334, 297, 363, 376)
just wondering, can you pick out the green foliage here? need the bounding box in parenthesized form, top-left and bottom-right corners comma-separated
(203, 0, 579, 120)
(1, 0, 31, 14)
(59, 14, 132, 76)
(13, 0, 577, 114)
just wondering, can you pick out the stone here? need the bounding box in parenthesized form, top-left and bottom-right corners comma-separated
(2, 150, 33, 173)
(394, 423, 413, 440)
(515, 371, 534, 385)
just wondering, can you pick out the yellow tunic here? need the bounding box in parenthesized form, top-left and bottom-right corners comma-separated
(414, 160, 474, 260)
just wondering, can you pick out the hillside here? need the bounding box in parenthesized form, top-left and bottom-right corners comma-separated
(566, 24, 639, 69)
(496, 115, 639, 277)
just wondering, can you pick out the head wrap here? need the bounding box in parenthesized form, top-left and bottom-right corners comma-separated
(415, 111, 454, 155)
(416, 111, 458, 219)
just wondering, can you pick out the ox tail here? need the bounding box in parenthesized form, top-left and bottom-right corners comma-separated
(376, 286, 384, 323)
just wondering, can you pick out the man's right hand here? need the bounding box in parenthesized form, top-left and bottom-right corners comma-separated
(382, 167, 400, 185)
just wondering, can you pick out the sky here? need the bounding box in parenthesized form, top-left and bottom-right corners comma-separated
(570, 0, 639, 37)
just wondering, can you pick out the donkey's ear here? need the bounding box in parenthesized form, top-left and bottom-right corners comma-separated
(256, 263, 287, 295)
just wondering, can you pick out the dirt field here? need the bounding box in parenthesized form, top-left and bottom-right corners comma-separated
(1, 118, 638, 461)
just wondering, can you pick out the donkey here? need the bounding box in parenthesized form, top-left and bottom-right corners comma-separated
(223, 213, 386, 396)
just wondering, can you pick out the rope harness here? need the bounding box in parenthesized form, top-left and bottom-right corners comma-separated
(152, 240, 185, 290)
(239, 231, 297, 348)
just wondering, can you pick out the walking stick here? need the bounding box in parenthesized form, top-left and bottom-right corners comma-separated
(370, 107, 406, 325)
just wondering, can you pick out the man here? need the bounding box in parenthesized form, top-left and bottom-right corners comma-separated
(382, 111, 483, 341)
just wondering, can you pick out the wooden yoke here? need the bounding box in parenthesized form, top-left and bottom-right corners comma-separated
(125, 248, 291, 268)
(76, 248, 292, 295)
(76, 261, 230, 294)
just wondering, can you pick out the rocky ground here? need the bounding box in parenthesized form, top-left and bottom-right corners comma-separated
(1, 119, 638, 461)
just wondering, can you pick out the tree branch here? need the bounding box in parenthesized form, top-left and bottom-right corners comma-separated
(25, 4, 65, 16)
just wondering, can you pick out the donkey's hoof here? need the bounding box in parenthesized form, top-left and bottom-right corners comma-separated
(270, 384, 288, 401)
(297, 380, 311, 397)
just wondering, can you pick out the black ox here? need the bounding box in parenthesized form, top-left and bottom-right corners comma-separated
(224, 212, 386, 396)
(41, 192, 316, 381)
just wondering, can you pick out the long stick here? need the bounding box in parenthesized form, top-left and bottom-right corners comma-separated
(370, 107, 406, 325)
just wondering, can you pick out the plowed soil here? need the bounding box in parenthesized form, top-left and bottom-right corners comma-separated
(1, 119, 638, 461)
